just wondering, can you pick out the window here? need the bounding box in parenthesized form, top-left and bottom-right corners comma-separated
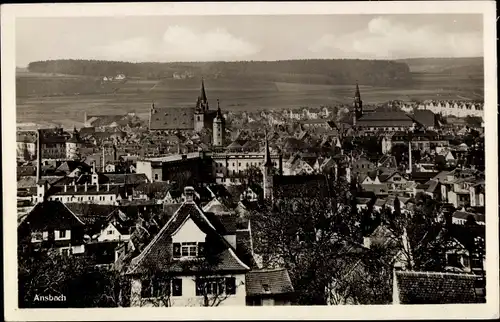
(173, 242, 205, 259)
(107, 230, 114, 235)
(59, 230, 66, 238)
(195, 277, 235, 296)
(31, 231, 43, 242)
(42, 231, 49, 241)
(142, 278, 183, 298)
(172, 278, 182, 296)
(154, 174, 159, 181)
(61, 248, 70, 257)
(463, 256, 470, 268)
(448, 254, 460, 267)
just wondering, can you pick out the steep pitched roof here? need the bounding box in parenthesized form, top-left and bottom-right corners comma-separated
(149, 107, 195, 130)
(19, 201, 85, 231)
(56, 161, 92, 174)
(394, 271, 481, 304)
(65, 203, 117, 225)
(202, 198, 232, 214)
(17, 176, 63, 189)
(245, 268, 294, 296)
(410, 110, 438, 128)
(125, 201, 250, 275)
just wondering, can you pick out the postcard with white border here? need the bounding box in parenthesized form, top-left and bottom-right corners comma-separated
(2, 1, 499, 321)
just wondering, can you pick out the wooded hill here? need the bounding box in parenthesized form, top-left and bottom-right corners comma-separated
(26, 59, 413, 87)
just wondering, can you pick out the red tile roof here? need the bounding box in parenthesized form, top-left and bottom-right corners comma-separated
(149, 107, 195, 130)
(394, 270, 481, 304)
(20, 201, 85, 231)
(125, 201, 250, 275)
(245, 268, 294, 296)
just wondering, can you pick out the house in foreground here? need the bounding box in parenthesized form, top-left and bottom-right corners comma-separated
(125, 186, 293, 307)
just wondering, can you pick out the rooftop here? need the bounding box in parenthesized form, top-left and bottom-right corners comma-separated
(394, 270, 482, 304)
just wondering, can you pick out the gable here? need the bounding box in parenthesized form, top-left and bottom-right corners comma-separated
(98, 222, 122, 241)
(125, 202, 250, 275)
(171, 217, 206, 243)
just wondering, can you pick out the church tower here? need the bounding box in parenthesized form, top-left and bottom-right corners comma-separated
(353, 82, 363, 126)
(263, 129, 274, 201)
(213, 99, 225, 147)
(65, 126, 81, 160)
(194, 78, 209, 132)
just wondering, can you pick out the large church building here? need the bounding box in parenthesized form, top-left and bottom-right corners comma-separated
(148, 79, 221, 133)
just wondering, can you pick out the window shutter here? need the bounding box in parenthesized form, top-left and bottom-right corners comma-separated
(141, 279, 152, 298)
(172, 278, 182, 296)
(225, 277, 236, 295)
(195, 279, 204, 296)
(217, 278, 225, 295)
(198, 242, 205, 257)
(173, 243, 181, 258)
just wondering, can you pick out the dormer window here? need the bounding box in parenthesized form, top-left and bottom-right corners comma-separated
(173, 242, 205, 259)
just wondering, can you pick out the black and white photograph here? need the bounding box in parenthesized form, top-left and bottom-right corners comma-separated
(2, 1, 498, 320)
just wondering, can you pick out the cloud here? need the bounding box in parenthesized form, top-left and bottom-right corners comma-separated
(90, 26, 260, 62)
(308, 17, 483, 59)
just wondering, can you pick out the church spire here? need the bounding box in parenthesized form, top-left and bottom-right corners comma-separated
(215, 99, 223, 119)
(200, 78, 208, 105)
(264, 129, 273, 168)
(353, 81, 363, 122)
(196, 78, 209, 112)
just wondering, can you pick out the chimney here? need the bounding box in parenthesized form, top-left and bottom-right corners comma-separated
(102, 147, 106, 172)
(92, 161, 96, 173)
(278, 150, 283, 176)
(184, 186, 195, 203)
(36, 129, 42, 181)
(84, 182, 88, 192)
(408, 142, 413, 173)
(107, 183, 110, 191)
(74, 184, 77, 192)
(84, 111, 87, 125)
(64, 185, 67, 193)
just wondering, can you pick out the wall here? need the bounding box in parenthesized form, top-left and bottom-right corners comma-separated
(212, 153, 280, 178)
(97, 223, 130, 242)
(136, 161, 153, 182)
(66, 142, 79, 159)
(48, 193, 117, 205)
(130, 274, 246, 307)
(17, 142, 36, 160)
(171, 218, 206, 243)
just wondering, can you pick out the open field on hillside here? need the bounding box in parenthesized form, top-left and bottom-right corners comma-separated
(16, 72, 484, 128)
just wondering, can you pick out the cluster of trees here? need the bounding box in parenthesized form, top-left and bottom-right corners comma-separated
(18, 240, 124, 308)
(249, 168, 481, 305)
(27, 59, 413, 86)
(250, 176, 366, 304)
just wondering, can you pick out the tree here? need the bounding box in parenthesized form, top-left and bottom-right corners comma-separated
(18, 240, 123, 308)
(242, 165, 263, 185)
(138, 267, 177, 307)
(379, 195, 452, 272)
(250, 177, 374, 305)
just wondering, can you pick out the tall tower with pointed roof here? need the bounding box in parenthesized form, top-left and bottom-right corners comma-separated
(194, 78, 209, 132)
(353, 82, 363, 125)
(213, 99, 225, 147)
(263, 129, 274, 201)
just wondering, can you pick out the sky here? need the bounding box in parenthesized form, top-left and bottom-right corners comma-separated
(16, 14, 483, 66)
